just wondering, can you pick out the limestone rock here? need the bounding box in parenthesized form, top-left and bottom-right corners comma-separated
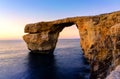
(106, 65, 120, 79)
(23, 11, 120, 79)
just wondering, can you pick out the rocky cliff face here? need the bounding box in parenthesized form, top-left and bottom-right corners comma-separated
(23, 11, 120, 79)
(106, 65, 120, 79)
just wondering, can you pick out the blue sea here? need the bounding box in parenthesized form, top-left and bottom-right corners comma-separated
(0, 39, 90, 79)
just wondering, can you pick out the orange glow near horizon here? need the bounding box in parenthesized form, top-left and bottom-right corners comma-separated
(0, 0, 120, 40)
(0, 17, 24, 40)
(0, 20, 79, 40)
(0, 14, 80, 40)
(59, 25, 80, 39)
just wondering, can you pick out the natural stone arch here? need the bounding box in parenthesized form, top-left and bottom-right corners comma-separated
(23, 11, 120, 79)
(23, 19, 76, 54)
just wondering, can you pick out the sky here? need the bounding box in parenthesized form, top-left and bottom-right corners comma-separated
(0, 0, 120, 40)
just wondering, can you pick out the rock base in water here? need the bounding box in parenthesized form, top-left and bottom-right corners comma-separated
(23, 11, 120, 79)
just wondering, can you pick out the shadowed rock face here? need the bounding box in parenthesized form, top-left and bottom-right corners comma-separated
(23, 11, 120, 79)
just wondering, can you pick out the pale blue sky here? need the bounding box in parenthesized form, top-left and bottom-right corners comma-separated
(0, 0, 120, 39)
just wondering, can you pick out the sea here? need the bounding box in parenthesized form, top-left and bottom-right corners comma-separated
(0, 39, 90, 79)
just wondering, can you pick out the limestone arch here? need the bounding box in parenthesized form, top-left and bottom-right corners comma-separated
(23, 11, 120, 79)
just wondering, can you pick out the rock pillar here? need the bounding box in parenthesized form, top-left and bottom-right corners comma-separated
(23, 20, 75, 54)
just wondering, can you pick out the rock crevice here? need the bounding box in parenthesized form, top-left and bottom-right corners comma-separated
(23, 11, 120, 79)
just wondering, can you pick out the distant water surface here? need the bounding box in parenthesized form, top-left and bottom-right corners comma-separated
(0, 39, 90, 79)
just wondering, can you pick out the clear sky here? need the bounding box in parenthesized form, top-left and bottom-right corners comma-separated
(0, 0, 120, 40)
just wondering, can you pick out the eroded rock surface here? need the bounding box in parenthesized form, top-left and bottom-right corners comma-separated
(106, 65, 120, 79)
(23, 11, 120, 79)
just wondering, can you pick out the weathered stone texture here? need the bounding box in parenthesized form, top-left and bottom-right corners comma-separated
(23, 11, 120, 79)
(106, 65, 120, 79)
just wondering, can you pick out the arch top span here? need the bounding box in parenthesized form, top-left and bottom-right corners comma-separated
(23, 11, 120, 79)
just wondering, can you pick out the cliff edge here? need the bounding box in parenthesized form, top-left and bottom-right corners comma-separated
(23, 11, 120, 79)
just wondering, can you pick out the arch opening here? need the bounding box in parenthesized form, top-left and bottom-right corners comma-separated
(59, 25, 79, 39)
(54, 24, 90, 79)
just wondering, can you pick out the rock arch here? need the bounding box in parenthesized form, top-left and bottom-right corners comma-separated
(23, 11, 120, 79)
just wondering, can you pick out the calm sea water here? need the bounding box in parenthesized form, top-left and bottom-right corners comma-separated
(0, 39, 90, 79)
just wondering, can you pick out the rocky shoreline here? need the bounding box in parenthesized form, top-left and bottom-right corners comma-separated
(23, 11, 120, 79)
